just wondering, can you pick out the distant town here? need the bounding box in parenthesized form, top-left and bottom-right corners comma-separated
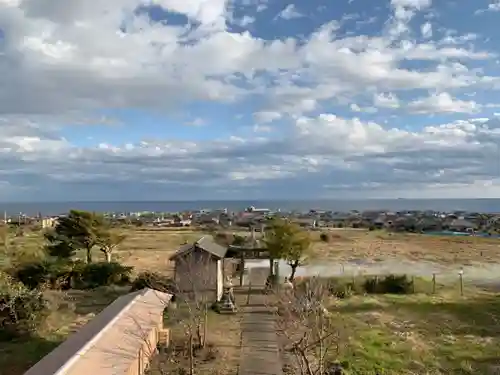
(4, 205, 500, 235)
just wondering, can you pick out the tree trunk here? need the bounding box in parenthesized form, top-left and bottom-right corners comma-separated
(289, 260, 299, 281)
(269, 258, 274, 276)
(196, 322, 202, 348)
(203, 304, 208, 348)
(189, 332, 194, 375)
(104, 251, 112, 263)
(86, 248, 93, 263)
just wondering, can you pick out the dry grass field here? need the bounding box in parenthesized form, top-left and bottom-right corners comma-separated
(3, 226, 205, 271)
(7, 226, 500, 270)
(309, 228, 500, 264)
(112, 227, 206, 274)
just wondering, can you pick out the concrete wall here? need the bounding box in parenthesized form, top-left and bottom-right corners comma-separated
(23, 288, 171, 375)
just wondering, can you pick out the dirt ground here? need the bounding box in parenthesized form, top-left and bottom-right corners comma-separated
(147, 292, 245, 375)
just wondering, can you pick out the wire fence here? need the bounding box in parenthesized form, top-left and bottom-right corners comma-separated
(291, 270, 479, 296)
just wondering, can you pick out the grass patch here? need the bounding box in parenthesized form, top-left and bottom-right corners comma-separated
(327, 291, 500, 374)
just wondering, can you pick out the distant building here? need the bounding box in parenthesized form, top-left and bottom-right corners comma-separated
(246, 206, 270, 214)
(448, 218, 477, 232)
(42, 217, 58, 229)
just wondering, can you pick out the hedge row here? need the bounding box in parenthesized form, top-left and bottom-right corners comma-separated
(296, 274, 415, 298)
(14, 260, 133, 290)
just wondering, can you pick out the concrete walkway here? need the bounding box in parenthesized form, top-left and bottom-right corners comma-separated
(238, 267, 283, 375)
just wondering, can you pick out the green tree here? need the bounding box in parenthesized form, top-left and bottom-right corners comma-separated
(96, 229, 126, 263)
(232, 234, 246, 246)
(264, 218, 311, 282)
(44, 231, 77, 259)
(46, 210, 103, 263)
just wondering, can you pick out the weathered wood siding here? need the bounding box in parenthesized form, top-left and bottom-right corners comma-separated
(174, 248, 219, 295)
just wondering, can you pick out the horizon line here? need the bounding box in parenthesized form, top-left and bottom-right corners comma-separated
(1, 197, 500, 204)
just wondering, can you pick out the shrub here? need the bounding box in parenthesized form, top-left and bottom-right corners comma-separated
(214, 232, 234, 247)
(131, 272, 176, 293)
(0, 271, 49, 340)
(232, 235, 246, 246)
(15, 260, 132, 290)
(362, 277, 379, 294)
(13, 262, 47, 289)
(324, 278, 355, 299)
(362, 274, 414, 295)
(80, 262, 132, 288)
(15, 260, 74, 290)
(319, 232, 330, 242)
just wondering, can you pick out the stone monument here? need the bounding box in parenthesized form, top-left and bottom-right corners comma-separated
(216, 276, 237, 314)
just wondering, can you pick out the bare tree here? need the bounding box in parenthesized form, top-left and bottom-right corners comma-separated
(273, 277, 344, 375)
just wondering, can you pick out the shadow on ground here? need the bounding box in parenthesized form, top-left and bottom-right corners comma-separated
(0, 335, 62, 375)
(65, 286, 129, 315)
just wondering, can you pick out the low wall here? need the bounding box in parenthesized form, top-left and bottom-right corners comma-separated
(24, 288, 171, 375)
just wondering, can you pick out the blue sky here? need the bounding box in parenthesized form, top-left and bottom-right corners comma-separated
(1, 0, 500, 201)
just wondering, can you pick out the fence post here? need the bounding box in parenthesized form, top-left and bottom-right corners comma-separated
(459, 269, 464, 296)
(246, 280, 252, 305)
(432, 273, 436, 294)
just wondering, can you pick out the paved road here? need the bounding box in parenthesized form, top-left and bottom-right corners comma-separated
(238, 267, 283, 375)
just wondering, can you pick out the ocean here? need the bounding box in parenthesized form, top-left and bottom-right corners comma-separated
(2, 199, 500, 216)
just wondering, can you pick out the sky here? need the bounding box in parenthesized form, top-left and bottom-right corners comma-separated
(1, 0, 500, 201)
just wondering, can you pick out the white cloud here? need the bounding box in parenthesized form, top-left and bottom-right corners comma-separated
(350, 104, 377, 113)
(186, 118, 206, 126)
(475, 1, 500, 13)
(391, 0, 431, 9)
(489, 1, 500, 11)
(254, 111, 282, 123)
(420, 22, 432, 38)
(2, 113, 500, 200)
(373, 93, 400, 109)
(0, 0, 500, 199)
(277, 4, 302, 20)
(408, 92, 479, 114)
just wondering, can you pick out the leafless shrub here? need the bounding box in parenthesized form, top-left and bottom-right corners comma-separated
(273, 276, 346, 375)
(162, 250, 219, 374)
